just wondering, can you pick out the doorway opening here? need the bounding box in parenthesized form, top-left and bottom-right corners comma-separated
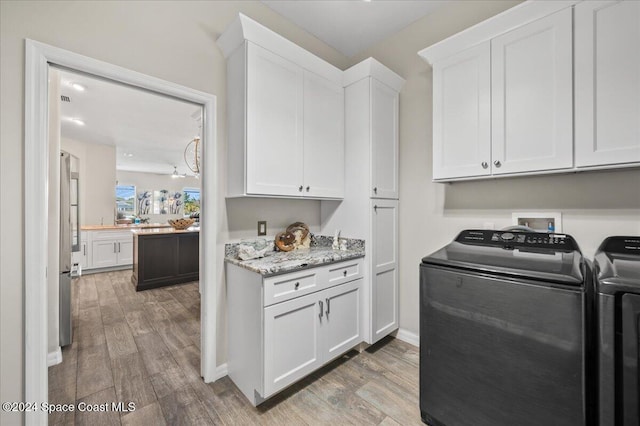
(25, 40, 218, 425)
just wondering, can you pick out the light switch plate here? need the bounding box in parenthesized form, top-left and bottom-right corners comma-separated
(257, 220, 267, 236)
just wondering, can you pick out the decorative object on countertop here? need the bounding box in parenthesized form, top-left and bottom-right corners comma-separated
(274, 231, 296, 252)
(237, 239, 273, 260)
(133, 215, 150, 224)
(332, 229, 340, 250)
(168, 218, 195, 230)
(274, 222, 311, 251)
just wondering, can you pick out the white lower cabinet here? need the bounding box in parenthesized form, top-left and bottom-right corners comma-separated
(371, 199, 399, 343)
(87, 230, 134, 270)
(227, 259, 363, 406)
(72, 234, 90, 271)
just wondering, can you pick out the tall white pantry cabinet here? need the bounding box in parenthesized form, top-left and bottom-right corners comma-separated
(321, 59, 405, 345)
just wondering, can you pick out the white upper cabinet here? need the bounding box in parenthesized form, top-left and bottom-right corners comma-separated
(246, 44, 304, 197)
(218, 15, 344, 199)
(303, 71, 345, 198)
(432, 42, 491, 180)
(421, 1, 638, 181)
(491, 8, 573, 175)
(575, 0, 640, 167)
(371, 79, 400, 199)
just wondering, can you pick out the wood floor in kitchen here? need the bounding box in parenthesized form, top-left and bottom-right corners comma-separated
(49, 270, 420, 425)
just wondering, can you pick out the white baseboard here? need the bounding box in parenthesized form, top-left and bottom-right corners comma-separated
(395, 328, 419, 348)
(215, 363, 228, 381)
(47, 347, 62, 367)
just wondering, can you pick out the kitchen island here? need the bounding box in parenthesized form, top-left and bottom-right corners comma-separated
(132, 227, 199, 291)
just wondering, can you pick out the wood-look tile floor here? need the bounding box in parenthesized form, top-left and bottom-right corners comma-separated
(49, 270, 421, 425)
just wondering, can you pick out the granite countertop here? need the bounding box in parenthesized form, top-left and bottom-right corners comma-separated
(225, 235, 364, 276)
(132, 227, 200, 235)
(82, 223, 172, 231)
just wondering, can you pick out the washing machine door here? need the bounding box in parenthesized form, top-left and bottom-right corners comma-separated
(622, 293, 640, 426)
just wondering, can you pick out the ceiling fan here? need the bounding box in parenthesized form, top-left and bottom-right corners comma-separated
(171, 165, 186, 179)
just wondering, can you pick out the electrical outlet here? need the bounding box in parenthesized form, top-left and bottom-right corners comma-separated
(257, 220, 267, 236)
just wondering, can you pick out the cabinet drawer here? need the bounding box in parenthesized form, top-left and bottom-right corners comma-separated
(263, 269, 323, 307)
(327, 259, 363, 287)
(90, 230, 133, 241)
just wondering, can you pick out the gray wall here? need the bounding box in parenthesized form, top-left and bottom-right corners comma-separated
(346, 0, 640, 337)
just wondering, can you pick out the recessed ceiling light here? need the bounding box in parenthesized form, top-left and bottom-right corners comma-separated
(69, 118, 85, 126)
(71, 83, 85, 92)
(123, 152, 134, 157)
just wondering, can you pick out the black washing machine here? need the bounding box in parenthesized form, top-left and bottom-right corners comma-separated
(420, 229, 595, 426)
(594, 236, 640, 426)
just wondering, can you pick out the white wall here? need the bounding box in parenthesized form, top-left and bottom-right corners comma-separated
(347, 0, 640, 338)
(61, 137, 116, 226)
(0, 2, 347, 422)
(116, 170, 200, 223)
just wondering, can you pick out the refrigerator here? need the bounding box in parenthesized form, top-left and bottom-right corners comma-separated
(60, 151, 80, 347)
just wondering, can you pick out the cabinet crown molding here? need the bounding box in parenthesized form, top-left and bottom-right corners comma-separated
(217, 13, 343, 84)
(343, 58, 406, 91)
(418, 0, 580, 65)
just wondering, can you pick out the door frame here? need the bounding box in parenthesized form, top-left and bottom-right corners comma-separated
(24, 39, 218, 425)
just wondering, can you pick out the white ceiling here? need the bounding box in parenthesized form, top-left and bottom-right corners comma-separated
(262, 0, 445, 57)
(59, 69, 202, 176)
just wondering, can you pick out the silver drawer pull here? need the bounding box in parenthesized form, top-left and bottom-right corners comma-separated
(326, 298, 330, 316)
(319, 300, 323, 319)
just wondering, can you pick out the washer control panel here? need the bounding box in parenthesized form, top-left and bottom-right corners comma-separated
(456, 229, 578, 251)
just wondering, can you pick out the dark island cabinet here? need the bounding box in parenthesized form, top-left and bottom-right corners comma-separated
(132, 230, 199, 291)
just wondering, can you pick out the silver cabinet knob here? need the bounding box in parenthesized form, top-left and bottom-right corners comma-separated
(294, 282, 299, 290)
(306, 186, 310, 192)
(481, 162, 488, 169)
(298, 185, 303, 192)
(493, 160, 502, 168)
(373, 187, 378, 194)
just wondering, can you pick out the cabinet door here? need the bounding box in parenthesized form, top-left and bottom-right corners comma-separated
(116, 236, 134, 266)
(491, 8, 573, 174)
(575, 0, 640, 167)
(303, 71, 344, 199)
(246, 42, 304, 196)
(371, 199, 398, 343)
(371, 79, 399, 199)
(72, 241, 89, 270)
(264, 291, 324, 397)
(91, 239, 118, 268)
(323, 279, 362, 362)
(432, 42, 491, 180)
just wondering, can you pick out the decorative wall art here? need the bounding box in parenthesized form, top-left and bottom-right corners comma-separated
(169, 191, 183, 214)
(153, 189, 169, 214)
(136, 190, 152, 215)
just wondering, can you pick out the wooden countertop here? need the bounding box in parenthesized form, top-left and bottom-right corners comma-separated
(81, 224, 172, 231)
(132, 227, 200, 236)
